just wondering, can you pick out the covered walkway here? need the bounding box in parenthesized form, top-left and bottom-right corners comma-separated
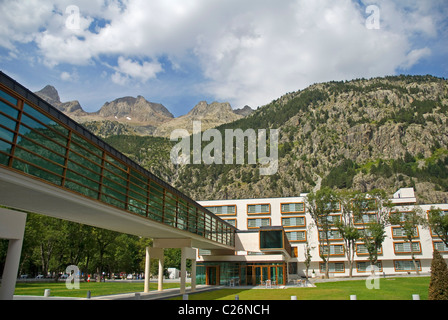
(0, 71, 236, 300)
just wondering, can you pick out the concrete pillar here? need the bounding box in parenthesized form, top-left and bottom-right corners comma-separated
(180, 247, 187, 294)
(0, 208, 27, 300)
(144, 247, 151, 293)
(158, 255, 164, 292)
(1, 238, 24, 300)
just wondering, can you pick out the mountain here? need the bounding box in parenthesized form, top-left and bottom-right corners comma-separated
(35, 76, 448, 205)
(34, 86, 249, 137)
(36, 85, 85, 116)
(234, 105, 254, 117)
(153, 101, 245, 137)
(104, 75, 448, 205)
(94, 96, 173, 125)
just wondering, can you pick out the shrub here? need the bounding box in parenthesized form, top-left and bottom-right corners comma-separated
(428, 249, 448, 300)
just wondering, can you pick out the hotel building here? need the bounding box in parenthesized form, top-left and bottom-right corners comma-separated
(196, 188, 448, 286)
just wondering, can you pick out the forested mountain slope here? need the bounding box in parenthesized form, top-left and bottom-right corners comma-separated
(105, 75, 448, 204)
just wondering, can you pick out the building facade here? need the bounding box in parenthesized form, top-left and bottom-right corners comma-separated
(196, 188, 448, 286)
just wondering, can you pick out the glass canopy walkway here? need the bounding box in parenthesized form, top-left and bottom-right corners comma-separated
(0, 71, 236, 249)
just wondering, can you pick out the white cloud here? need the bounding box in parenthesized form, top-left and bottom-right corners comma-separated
(111, 56, 164, 85)
(60, 70, 79, 82)
(400, 48, 432, 70)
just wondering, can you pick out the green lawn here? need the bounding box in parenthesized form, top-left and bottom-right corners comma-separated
(13, 277, 430, 300)
(14, 281, 183, 298)
(173, 277, 431, 300)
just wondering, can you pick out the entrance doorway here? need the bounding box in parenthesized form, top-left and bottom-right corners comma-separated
(206, 266, 219, 285)
(246, 264, 285, 286)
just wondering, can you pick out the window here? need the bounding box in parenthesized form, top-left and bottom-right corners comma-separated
(0, 88, 18, 105)
(354, 213, 377, 225)
(394, 260, 421, 272)
(223, 218, 237, 228)
(247, 204, 270, 215)
(282, 216, 306, 228)
(320, 244, 345, 256)
(320, 262, 345, 273)
(394, 242, 421, 254)
(0, 101, 19, 133)
(324, 201, 341, 212)
(357, 261, 383, 272)
(317, 215, 341, 226)
(198, 249, 211, 256)
(205, 205, 236, 216)
(433, 241, 448, 253)
(260, 230, 283, 249)
(356, 244, 383, 256)
(281, 202, 305, 214)
(286, 231, 306, 242)
(247, 218, 271, 229)
(392, 227, 419, 239)
(318, 230, 342, 241)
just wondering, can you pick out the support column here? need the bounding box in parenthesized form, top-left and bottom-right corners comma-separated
(1, 239, 24, 300)
(158, 256, 164, 292)
(152, 240, 196, 294)
(0, 208, 27, 301)
(180, 247, 187, 295)
(144, 247, 151, 293)
(191, 259, 197, 292)
(144, 247, 164, 293)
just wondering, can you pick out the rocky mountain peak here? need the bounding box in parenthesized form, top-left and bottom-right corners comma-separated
(36, 85, 61, 105)
(153, 101, 244, 137)
(187, 101, 233, 118)
(97, 95, 174, 125)
(35, 85, 84, 115)
(234, 105, 254, 117)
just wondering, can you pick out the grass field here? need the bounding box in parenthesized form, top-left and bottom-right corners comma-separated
(13, 277, 430, 300)
(13, 281, 180, 298)
(172, 277, 431, 300)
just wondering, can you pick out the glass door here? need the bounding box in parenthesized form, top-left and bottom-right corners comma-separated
(277, 266, 284, 285)
(270, 266, 278, 285)
(246, 266, 253, 286)
(206, 266, 219, 285)
(254, 266, 269, 285)
(262, 267, 268, 285)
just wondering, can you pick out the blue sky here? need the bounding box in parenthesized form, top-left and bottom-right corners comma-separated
(1, 0, 447, 117)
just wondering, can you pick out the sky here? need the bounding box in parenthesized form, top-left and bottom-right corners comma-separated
(0, 0, 447, 117)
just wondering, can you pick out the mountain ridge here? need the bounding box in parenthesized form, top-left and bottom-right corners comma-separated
(103, 75, 448, 205)
(35, 85, 253, 138)
(36, 75, 448, 205)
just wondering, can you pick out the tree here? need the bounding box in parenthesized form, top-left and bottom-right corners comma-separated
(24, 214, 67, 279)
(306, 187, 339, 279)
(92, 228, 120, 282)
(353, 189, 393, 273)
(303, 226, 314, 282)
(428, 250, 448, 300)
(427, 207, 448, 247)
(390, 207, 426, 275)
(335, 190, 360, 278)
